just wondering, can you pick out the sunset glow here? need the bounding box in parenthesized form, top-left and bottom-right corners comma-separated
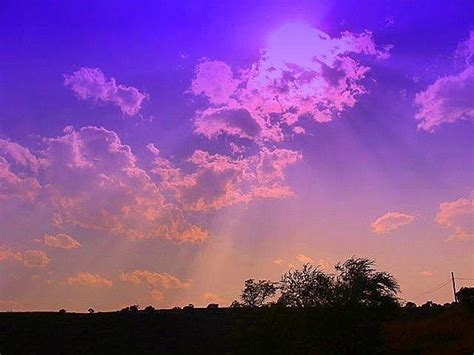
(0, 0, 473, 312)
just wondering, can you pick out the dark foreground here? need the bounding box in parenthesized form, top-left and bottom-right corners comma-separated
(0, 306, 472, 354)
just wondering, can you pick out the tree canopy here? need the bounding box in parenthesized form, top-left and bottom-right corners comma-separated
(237, 256, 400, 309)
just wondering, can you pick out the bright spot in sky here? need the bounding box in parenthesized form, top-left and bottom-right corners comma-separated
(267, 22, 323, 68)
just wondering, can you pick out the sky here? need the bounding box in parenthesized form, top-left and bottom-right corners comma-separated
(0, 0, 473, 311)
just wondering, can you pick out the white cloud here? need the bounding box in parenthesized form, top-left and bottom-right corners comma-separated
(371, 211, 415, 234)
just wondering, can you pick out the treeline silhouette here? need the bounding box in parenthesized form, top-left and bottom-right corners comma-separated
(0, 256, 472, 354)
(233, 257, 400, 310)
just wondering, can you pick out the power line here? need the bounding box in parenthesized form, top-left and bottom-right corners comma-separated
(412, 279, 451, 299)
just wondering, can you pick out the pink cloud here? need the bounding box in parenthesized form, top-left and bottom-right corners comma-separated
(194, 107, 262, 139)
(64, 67, 147, 116)
(120, 270, 191, 289)
(455, 30, 474, 66)
(416, 32, 474, 131)
(0, 157, 40, 202)
(0, 128, 208, 243)
(42, 126, 207, 242)
(0, 247, 50, 267)
(42, 233, 80, 249)
(0, 139, 40, 172)
(190, 23, 390, 142)
(1, 126, 300, 245)
(168, 147, 302, 211)
(415, 66, 474, 131)
(190, 60, 239, 105)
(371, 211, 415, 234)
(435, 195, 473, 241)
(67, 272, 113, 287)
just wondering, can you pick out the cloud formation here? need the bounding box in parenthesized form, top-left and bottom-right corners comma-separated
(371, 211, 415, 234)
(153, 147, 302, 211)
(40, 126, 207, 243)
(0, 247, 50, 267)
(435, 195, 473, 241)
(64, 67, 147, 116)
(0, 157, 40, 202)
(191, 22, 390, 142)
(67, 272, 113, 287)
(120, 270, 191, 289)
(42, 233, 81, 249)
(416, 31, 474, 131)
(0, 139, 40, 172)
(0, 124, 303, 247)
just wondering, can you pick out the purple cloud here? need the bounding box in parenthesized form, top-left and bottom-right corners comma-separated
(416, 31, 474, 131)
(190, 23, 391, 142)
(64, 67, 147, 116)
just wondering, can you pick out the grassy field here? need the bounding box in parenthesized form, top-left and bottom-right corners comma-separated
(0, 306, 472, 354)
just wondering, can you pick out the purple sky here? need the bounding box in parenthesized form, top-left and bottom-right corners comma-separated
(0, 0, 473, 311)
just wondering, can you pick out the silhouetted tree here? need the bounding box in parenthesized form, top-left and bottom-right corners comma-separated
(456, 287, 474, 307)
(144, 305, 155, 313)
(278, 264, 334, 307)
(241, 279, 277, 307)
(404, 302, 417, 309)
(207, 303, 219, 309)
(229, 300, 242, 308)
(58, 309, 66, 314)
(334, 257, 400, 308)
(88, 308, 95, 314)
(121, 305, 139, 313)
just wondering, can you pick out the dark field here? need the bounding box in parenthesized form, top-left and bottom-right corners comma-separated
(0, 306, 472, 354)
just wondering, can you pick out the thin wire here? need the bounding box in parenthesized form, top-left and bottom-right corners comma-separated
(413, 279, 451, 299)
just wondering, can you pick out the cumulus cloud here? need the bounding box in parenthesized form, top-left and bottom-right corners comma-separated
(42, 233, 80, 249)
(67, 272, 113, 287)
(42, 126, 208, 242)
(190, 60, 240, 105)
(153, 147, 301, 211)
(0, 157, 40, 202)
(190, 22, 390, 142)
(120, 270, 191, 306)
(120, 270, 191, 289)
(371, 211, 415, 234)
(415, 66, 474, 131)
(0, 247, 50, 267)
(64, 67, 147, 116)
(0, 127, 208, 243)
(0, 139, 40, 172)
(0, 125, 301, 245)
(416, 31, 474, 131)
(435, 195, 473, 241)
